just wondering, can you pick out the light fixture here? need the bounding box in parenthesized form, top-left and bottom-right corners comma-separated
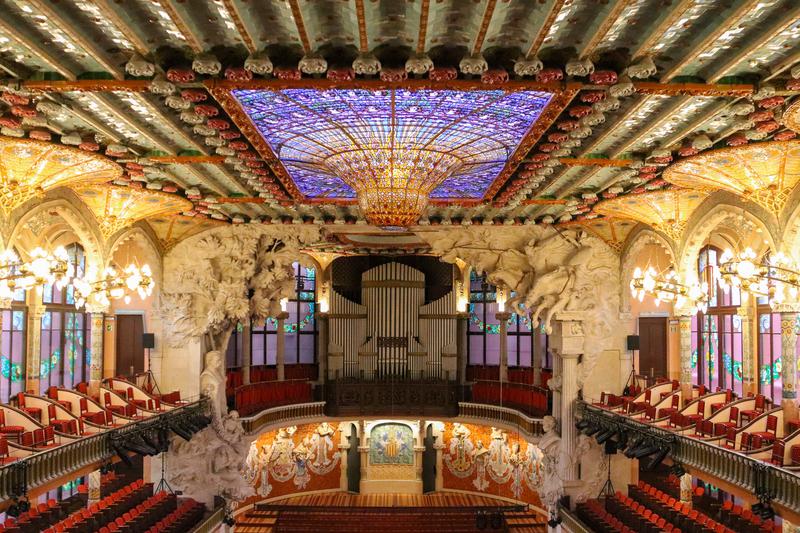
(71, 185, 193, 239)
(73, 264, 154, 311)
(630, 266, 709, 314)
(0, 247, 72, 301)
(663, 140, 800, 215)
(717, 247, 800, 306)
(0, 137, 122, 216)
(594, 188, 710, 242)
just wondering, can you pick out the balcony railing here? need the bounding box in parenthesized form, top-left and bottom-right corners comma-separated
(458, 402, 544, 439)
(0, 398, 209, 502)
(240, 402, 326, 435)
(578, 401, 800, 512)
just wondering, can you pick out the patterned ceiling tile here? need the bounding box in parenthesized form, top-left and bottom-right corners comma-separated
(363, 0, 416, 50)
(482, 1, 549, 51)
(426, 0, 486, 49)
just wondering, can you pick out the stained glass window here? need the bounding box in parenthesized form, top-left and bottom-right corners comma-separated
(0, 309, 26, 403)
(232, 89, 553, 200)
(757, 312, 783, 402)
(694, 246, 742, 395)
(40, 243, 90, 394)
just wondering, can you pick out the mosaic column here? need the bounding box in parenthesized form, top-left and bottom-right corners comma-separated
(780, 309, 799, 421)
(87, 470, 101, 506)
(680, 473, 692, 506)
(241, 322, 251, 386)
(88, 311, 106, 390)
(738, 305, 756, 396)
(497, 312, 510, 382)
(677, 314, 694, 400)
(533, 327, 544, 386)
(25, 301, 45, 394)
(276, 312, 287, 381)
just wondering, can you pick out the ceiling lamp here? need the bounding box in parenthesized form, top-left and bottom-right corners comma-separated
(0, 137, 122, 216)
(73, 264, 154, 310)
(718, 248, 800, 306)
(71, 185, 193, 238)
(631, 267, 709, 314)
(326, 147, 462, 229)
(0, 247, 72, 301)
(593, 188, 710, 241)
(663, 140, 800, 215)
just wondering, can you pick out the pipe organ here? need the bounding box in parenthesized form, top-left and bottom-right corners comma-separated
(328, 261, 456, 380)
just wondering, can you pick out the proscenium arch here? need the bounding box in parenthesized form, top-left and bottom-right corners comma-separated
(676, 195, 778, 284)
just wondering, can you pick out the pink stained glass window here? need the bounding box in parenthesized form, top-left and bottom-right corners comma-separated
(0, 309, 26, 403)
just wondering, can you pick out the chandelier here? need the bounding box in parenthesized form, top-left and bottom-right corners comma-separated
(631, 266, 709, 314)
(326, 147, 462, 228)
(717, 248, 800, 306)
(0, 247, 72, 301)
(663, 140, 800, 215)
(594, 189, 710, 242)
(73, 264, 154, 310)
(71, 185, 193, 238)
(0, 137, 122, 216)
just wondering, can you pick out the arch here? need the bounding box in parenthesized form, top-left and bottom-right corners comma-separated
(677, 195, 778, 284)
(778, 192, 800, 261)
(107, 224, 164, 286)
(618, 226, 676, 314)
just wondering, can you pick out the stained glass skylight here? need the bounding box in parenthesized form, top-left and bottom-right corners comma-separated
(232, 88, 553, 199)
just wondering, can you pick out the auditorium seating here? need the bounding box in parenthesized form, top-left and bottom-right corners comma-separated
(471, 381, 549, 417)
(234, 380, 313, 416)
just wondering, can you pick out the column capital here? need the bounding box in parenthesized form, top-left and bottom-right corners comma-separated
(553, 311, 585, 323)
(774, 304, 800, 314)
(276, 312, 289, 320)
(736, 305, 755, 318)
(495, 312, 511, 321)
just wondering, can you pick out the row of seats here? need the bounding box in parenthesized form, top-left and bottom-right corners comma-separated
(576, 498, 645, 533)
(629, 482, 736, 533)
(234, 380, 313, 416)
(471, 381, 549, 416)
(139, 498, 205, 533)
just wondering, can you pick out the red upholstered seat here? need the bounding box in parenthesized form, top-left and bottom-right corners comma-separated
(684, 400, 705, 425)
(740, 394, 766, 424)
(751, 414, 778, 444)
(0, 410, 24, 438)
(768, 441, 785, 466)
(791, 444, 800, 466)
(17, 393, 41, 421)
(714, 406, 739, 436)
(658, 394, 680, 419)
(710, 389, 733, 413)
(0, 438, 16, 465)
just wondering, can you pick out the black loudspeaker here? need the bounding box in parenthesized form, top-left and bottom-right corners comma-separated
(142, 333, 155, 349)
(604, 439, 618, 455)
(627, 335, 640, 351)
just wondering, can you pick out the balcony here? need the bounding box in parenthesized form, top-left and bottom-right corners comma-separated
(578, 401, 800, 518)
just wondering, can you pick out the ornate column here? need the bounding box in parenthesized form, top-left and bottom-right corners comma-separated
(88, 310, 106, 395)
(25, 299, 46, 394)
(738, 304, 756, 397)
(456, 312, 469, 384)
(549, 311, 584, 482)
(533, 327, 544, 386)
(778, 306, 799, 421)
(680, 473, 692, 506)
(317, 312, 329, 382)
(87, 469, 101, 506)
(276, 312, 287, 381)
(241, 322, 251, 386)
(497, 312, 510, 382)
(677, 314, 694, 401)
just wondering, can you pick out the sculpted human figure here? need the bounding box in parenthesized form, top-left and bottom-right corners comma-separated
(199, 350, 227, 421)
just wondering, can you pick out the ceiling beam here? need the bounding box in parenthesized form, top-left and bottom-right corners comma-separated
(91, 0, 150, 55)
(472, 0, 498, 56)
(26, 0, 124, 78)
(354, 0, 369, 54)
(153, 0, 203, 53)
(219, 0, 257, 54)
(630, 0, 695, 60)
(657, 1, 755, 82)
(149, 155, 227, 164)
(0, 17, 76, 79)
(577, 0, 632, 60)
(707, 4, 800, 82)
(524, 0, 567, 59)
(287, 0, 312, 54)
(416, 0, 430, 55)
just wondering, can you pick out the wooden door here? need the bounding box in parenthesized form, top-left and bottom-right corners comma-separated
(638, 317, 668, 380)
(346, 424, 360, 493)
(115, 314, 144, 378)
(422, 424, 437, 493)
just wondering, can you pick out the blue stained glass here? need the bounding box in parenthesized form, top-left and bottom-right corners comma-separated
(232, 89, 553, 199)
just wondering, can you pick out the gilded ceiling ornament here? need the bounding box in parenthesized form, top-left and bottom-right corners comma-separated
(298, 54, 328, 75)
(352, 53, 381, 75)
(192, 54, 221, 76)
(0, 137, 122, 216)
(565, 58, 594, 77)
(609, 75, 635, 98)
(691, 134, 713, 150)
(751, 85, 776, 101)
(594, 96, 619, 112)
(244, 53, 273, 75)
(71, 184, 192, 239)
(626, 57, 657, 79)
(594, 188, 710, 242)
(405, 54, 433, 75)
(1, 127, 23, 137)
(125, 53, 155, 78)
(664, 140, 800, 215)
(165, 95, 191, 110)
(459, 54, 488, 75)
(148, 76, 175, 96)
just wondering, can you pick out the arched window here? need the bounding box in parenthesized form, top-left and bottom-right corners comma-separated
(39, 243, 91, 393)
(692, 246, 743, 395)
(0, 248, 27, 402)
(467, 271, 539, 368)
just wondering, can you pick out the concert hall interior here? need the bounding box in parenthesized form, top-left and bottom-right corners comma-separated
(0, 1, 799, 531)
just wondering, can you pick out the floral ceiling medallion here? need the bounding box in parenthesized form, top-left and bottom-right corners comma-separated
(663, 140, 800, 215)
(0, 137, 122, 216)
(593, 188, 710, 242)
(71, 184, 192, 239)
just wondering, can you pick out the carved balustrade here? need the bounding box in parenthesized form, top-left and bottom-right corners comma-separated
(578, 401, 800, 512)
(240, 401, 326, 434)
(0, 399, 208, 502)
(458, 402, 544, 440)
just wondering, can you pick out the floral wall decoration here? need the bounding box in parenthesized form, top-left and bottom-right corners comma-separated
(369, 423, 414, 466)
(243, 422, 341, 499)
(442, 422, 544, 505)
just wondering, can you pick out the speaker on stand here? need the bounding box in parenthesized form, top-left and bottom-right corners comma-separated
(623, 335, 639, 396)
(140, 333, 160, 395)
